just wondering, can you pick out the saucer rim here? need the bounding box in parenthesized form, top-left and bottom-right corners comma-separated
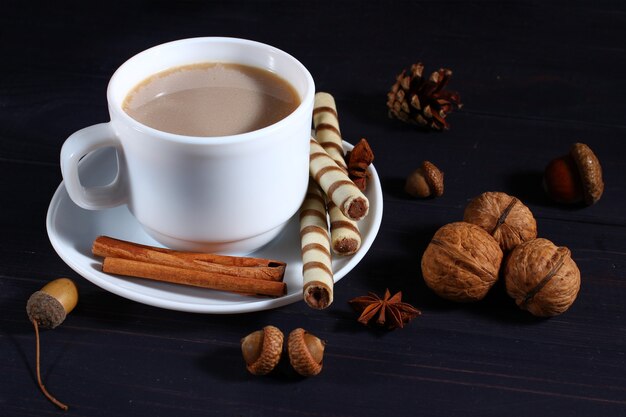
(46, 141, 383, 314)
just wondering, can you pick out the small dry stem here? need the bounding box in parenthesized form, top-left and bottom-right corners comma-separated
(32, 319, 69, 411)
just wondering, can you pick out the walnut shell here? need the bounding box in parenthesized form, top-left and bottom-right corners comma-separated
(421, 222, 503, 302)
(504, 238, 580, 317)
(464, 192, 537, 252)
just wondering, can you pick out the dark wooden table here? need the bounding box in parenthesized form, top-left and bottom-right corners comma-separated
(2, 1, 625, 416)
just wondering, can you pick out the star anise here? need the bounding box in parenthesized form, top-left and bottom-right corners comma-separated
(344, 138, 374, 191)
(349, 289, 421, 330)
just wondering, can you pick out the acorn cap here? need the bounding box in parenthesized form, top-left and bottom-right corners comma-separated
(569, 143, 604, 205)
(421, 161, 444, 197)
(241, 325, 283, 375)
(287, 328, 325, 377)
(26, 291, 67, 329)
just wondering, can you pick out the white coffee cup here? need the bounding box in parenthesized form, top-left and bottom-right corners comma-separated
(60, 37, 314, 254)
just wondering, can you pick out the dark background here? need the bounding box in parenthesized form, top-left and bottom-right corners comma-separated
(1, 1, 625, 416)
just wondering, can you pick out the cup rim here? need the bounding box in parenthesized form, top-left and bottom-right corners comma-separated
(107, 37, 315, 144)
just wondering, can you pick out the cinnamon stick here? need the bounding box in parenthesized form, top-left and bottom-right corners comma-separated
(92, 236, 286, 281)
(102, 257, 287, 297)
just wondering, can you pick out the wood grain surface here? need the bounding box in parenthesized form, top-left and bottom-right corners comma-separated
(1, 1, 625, 416)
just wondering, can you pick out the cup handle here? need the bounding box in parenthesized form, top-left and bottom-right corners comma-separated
(60, 123, 127, 210)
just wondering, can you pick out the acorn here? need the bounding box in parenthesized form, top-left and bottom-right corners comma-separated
(26, 278, 79, 410)
(27, 278, 78, 329)
(241, 325, 284, 375)
(543, 142, 604, 205)
(287, 328, 325, 377)
(405, 161, 444, 198)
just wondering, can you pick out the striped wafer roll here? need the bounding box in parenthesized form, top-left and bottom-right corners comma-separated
(314, 92, 362, 255)
(313, 92, 347, 171)
(309, 138, 369, 221)
(327, 201, 361, 256)
(299, 179, 333, 309)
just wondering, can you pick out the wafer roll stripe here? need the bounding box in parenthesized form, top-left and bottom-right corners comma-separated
(327, 201, 362, 256)
(313, 92, 347, 171)
(314, 92, 363, 254)
(299, 180, 334, 309)
(309, 138, 369, 221)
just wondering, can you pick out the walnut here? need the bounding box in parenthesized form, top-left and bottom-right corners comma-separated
(421, 222, 503, 302)
(463, 191, 537, 252)
(504, 238, 580, 317)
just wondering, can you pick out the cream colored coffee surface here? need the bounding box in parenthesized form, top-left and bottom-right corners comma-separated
(123, 63, 300, 136)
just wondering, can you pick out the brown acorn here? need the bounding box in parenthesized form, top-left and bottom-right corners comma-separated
(241, 325, 284, 375)
(405, 161, 444, 198)
(543, 142, 604, 205)
(26, 278, 79, 411)
(287, 328, 325, 377)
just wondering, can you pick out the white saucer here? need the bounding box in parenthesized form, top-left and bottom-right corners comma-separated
(46, 142, 383, 314)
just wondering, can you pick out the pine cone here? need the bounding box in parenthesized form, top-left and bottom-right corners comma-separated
(387, 63, 462, 131)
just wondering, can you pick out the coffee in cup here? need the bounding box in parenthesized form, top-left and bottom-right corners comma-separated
(123, 62, 301, 137)
(60, 37, 315, 254)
